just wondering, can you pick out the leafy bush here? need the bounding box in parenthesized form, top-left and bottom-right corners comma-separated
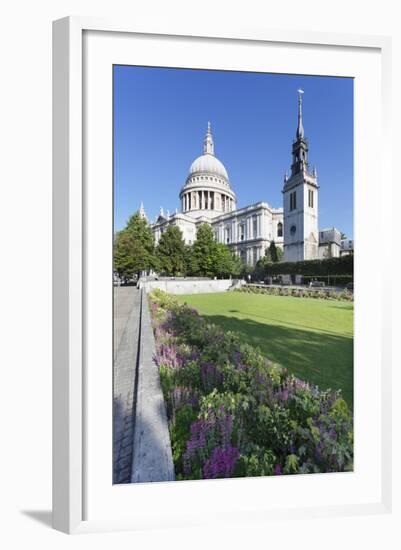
(264, 255, 353, 277)
(150, 290, 353, 480)
(234, 285, 353, 301)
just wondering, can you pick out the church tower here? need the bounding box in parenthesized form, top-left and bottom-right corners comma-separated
(283, 90, 319, 262)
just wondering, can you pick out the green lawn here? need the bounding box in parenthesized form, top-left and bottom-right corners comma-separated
(176, 292, 353, 407)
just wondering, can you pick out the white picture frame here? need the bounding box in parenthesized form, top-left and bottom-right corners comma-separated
(52, 16, 392, 534)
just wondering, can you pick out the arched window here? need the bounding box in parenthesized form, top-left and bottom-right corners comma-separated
(277, 222, 283, 237)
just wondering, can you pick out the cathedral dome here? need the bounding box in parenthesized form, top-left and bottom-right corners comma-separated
(180, 123, 236, 219)
(189, 153, 229, 181)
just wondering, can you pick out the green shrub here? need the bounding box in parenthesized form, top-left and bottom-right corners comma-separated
(234, 285, 353, 302)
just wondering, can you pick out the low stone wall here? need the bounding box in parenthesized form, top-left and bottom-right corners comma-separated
(140, 278, 243, 295)
(131, 290, 175, 483)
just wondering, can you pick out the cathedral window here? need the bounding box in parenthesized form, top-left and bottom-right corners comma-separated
(308, 189, 314, 208)
(277, 222, 283, 237)
(290, 191, 297, 211)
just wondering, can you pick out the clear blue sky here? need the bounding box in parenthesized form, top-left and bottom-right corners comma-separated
(114, 66, 353, 238)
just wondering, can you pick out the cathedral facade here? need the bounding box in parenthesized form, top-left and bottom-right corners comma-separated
(147, 92, 346, 266)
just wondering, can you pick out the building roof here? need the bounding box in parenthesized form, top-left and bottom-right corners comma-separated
(188, 153, 229, 181)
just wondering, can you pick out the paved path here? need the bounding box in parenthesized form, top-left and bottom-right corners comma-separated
(113, 287, 141, 484)
(114, 286, 138, 360)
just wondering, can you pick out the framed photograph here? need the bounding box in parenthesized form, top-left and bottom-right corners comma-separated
(53, 17, 392, 534)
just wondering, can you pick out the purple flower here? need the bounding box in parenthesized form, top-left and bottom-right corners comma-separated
(274, 464, 283, 475)
(203, 446, 240, 479)
(200, 362, 223, 392)
(172, 386, 198, 410)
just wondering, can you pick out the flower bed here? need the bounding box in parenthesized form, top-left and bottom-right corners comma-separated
(236, 285, 353, 301)
(150, 289, 353, 480)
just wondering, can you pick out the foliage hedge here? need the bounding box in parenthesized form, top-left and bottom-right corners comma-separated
(264, 255, 353, 277)
(149, 289, 353, 481)
(235, 285, 354, 301)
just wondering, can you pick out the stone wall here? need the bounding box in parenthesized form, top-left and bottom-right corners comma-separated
(139, 278, 243, 295)
(131, 290, 175, 482)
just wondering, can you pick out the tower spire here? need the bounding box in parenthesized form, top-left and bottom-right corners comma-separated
(138, 201, 147, 220)
(296, 89, 304, 139)
(203, 121, 214, 155)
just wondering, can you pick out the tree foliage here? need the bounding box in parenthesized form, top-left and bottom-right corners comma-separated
(213, 243, 243, 278)
(264, 255, 354, 277)
(114, 216, 246, 280)
(265, 241, 283, 263)
(188, 224, 217, 277)
(156, 225, 187, 275)
(113, 212, 157, 279)
(185, 223, 244, 278)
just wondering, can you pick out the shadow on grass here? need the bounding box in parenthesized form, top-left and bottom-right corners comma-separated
(203, 314, 354, 408)
(327, 303, 354, 311)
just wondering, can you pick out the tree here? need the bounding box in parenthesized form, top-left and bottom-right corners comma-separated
(213, 243, 243, 278)
(241, 262, 253, 280)
(156, 225, 186, 275)
(188, 223, 217, 277)
(187, 223, 242, 278)
(113, 212, 157, 279)
(266, 241, 283, 263)
(253, 258, 266, 281)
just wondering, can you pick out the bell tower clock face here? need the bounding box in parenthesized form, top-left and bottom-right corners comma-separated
(290, 224, 296, 236)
